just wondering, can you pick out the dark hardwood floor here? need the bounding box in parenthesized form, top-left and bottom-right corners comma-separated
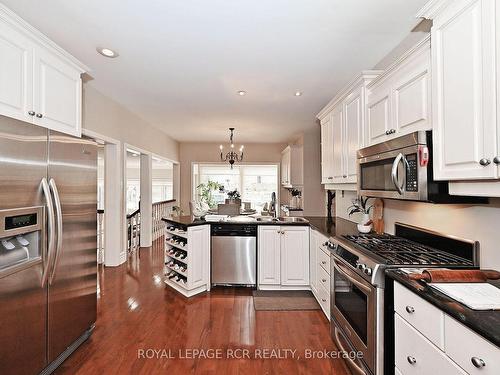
(56, 239, 350, 374)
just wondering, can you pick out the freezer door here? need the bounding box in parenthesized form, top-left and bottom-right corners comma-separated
(47, 131, 97, 362)
(0, 115, 48, 375)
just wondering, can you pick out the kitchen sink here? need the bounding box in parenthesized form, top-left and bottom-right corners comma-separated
(277, 217, 309, 223)
(255, 217, 279, 222)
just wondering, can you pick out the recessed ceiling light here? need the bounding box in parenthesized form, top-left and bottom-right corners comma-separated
(237, 90, 247, 96)
(97, 47, 119, 58)
(295, 91, 303, 96)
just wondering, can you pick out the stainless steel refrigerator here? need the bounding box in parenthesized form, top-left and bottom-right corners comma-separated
(0, 115, 97, 375)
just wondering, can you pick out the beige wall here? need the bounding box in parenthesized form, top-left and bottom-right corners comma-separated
(289, 126, 326, 216)
(179, 142, 287, 212)
(82, 84, 179, 161)
(336, 190, 500, 270)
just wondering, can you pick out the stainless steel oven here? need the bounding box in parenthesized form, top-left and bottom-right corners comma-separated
(357, 131, 486, 203)
(330, 253, 384, 375)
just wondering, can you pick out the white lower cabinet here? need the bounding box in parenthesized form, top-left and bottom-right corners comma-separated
(394, 281, 500, 374)
(310, 229, 331, 320)
(258, 226, 309, 288)
(395, 314, 466, 375)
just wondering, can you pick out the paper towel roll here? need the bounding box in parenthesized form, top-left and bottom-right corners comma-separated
(0, 247, 29, 269)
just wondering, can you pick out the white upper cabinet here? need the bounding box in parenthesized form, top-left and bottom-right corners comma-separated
(419, 0, 497, 181)
(366, 37, 431, 146)
(0, 4, 88, 136)
(317, 71, 381, 189)
(281, 145, 303, 188)
(33, 47, 83, 136)
(0, 17, 33, 123)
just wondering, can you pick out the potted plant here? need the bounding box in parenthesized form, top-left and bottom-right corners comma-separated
(196, 181, 222, 209)
(226, 190, 241, 205)
(347, 196, 373, 233)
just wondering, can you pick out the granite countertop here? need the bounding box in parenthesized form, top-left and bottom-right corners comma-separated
(386, 269, 500, 348)
(162, 215, 359, 240)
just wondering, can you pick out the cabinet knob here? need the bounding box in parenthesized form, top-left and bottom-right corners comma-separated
(385, 130, 390, 135)
(343, 175, 347, 178)
(36, 113, 43, 118)
(407, 356, 417, 365)
(390, 129, 396, 134)
(405, 306, 415, 314)
(479, 158, 491, 166)
(321, 261, 327, 265)
(471, 357, 485, 368)
(28, 111, 35, 116)
(321, 298, 327, 302)
(328, 177, 333, 180)
(321, 279, 327, 282)
(494, 156, 500, 165)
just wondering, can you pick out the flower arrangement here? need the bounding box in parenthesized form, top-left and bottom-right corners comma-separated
(347, 196, 373, 217)
(226, 190, 241, 200)
(196, 180, 223, 208)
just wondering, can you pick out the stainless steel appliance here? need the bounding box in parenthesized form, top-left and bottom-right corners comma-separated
(0, 115, 98, 375)
(357, 131, 487, 203)
(329, 223, 479, 375)
(211, 224, 256, 286)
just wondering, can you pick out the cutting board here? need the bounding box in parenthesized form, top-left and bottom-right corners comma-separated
(372, 198, 384, 234)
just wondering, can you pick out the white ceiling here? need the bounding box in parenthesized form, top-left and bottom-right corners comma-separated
(3, 0, 428, 143)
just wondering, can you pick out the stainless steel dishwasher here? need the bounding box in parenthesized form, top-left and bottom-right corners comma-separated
(211, 224, 257, 287)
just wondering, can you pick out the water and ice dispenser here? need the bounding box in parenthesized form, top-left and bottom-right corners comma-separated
(0, 207, 43, 270)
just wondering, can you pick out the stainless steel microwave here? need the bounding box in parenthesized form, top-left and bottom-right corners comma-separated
(357, 131, 487, 203)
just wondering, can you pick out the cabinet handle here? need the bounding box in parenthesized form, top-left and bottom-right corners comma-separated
(328, 177, 333, 180)
(36, 113, 43, 118)
(343, 175, 347, 178)
(471, 357, 485, 368)
(405, 306, 415, 314)
(321, 298, 327, 302)
(28, 111, 35, 116)
(321, 261, 327, 265)
(479, 158, 491, 166)
(321, 279, 327, 282)
(493, 156, 500, 165)
(407, 356, 417, 365)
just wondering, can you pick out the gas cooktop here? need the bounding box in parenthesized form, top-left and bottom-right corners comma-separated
(343, 234, 474, 267)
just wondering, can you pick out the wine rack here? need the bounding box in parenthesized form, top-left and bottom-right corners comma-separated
(163, 221, 210, 297)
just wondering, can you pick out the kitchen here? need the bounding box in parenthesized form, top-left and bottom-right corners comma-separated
(1, 0, 500, 375)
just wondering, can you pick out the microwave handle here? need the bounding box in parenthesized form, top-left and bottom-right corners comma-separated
(391, 153, 409, 195)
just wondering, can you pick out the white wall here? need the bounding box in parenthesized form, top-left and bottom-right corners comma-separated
(336, 190, 500, 270)
(83, 84, 179, 162)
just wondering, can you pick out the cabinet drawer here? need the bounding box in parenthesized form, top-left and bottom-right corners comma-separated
(317, 264, 330, 295)
(318, 248, 330, 274)
(395, 314, 466, 375)
(394, 282, 444, 349)
(444, 315, 500, 375)
(316, 282, 330, 319)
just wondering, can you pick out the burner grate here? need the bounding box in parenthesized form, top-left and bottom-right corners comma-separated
(343, 234, 473, 266)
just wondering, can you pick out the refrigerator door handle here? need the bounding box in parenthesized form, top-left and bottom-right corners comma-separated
(41, 178, 56, 287)
(48, 178, 63, 285)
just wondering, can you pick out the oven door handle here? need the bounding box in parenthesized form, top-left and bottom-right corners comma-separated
(391, 153, 409, 195)
(333, 326, 367, 375)
(333, 259, 372, 294)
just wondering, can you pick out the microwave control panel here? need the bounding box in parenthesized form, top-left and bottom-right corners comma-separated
(405, 154, 418, 192)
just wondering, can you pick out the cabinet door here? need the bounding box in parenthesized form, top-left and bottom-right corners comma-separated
(281, 148, 291, 186)
(258, 226, 281, 285)
(321, 115, 334, 183)
(343, 88, 362, 183)
(309, 230, 318, 294)
(366, 87, 391, 146)
(280, 226, 309, 286)
(188, 225, 210, 289)
(331, 105, 344, 182)
(432, 0, 497, 180)
(0, 18, 34, 123)
(393, 46, 431, 136)
(33, 47, 82, 137)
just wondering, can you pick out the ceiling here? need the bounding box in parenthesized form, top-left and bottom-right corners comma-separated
(3, 0, 428, 143)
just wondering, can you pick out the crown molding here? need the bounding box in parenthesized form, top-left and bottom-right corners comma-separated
(416, 0, 453, 19)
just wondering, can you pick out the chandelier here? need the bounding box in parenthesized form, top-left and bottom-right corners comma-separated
(219, 127, 244, 169)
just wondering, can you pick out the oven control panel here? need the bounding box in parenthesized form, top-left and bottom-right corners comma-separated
(405, 153, 418, 192)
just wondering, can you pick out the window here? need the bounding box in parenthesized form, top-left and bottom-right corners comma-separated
(192, 163, 278, 212)
(152, 157, 174, 203)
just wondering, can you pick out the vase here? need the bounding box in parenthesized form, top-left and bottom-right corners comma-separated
(360, 213, 370, 225)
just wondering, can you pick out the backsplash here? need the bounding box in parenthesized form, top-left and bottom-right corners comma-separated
(336, 190, 500, 270)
